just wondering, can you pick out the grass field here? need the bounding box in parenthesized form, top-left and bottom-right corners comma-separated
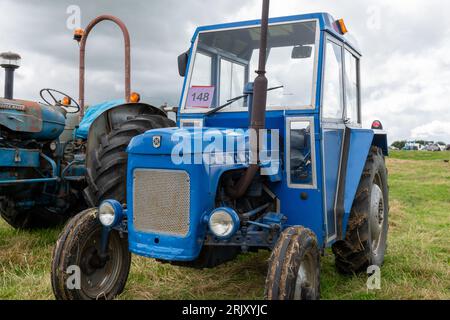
(0, 150, 449, 300)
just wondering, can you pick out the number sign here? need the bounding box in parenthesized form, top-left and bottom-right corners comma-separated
(186, 86, 215, 108)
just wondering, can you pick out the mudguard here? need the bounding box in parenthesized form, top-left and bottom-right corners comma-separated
(373, 131, 389, 156)
(75, 99, 124, 139)
(340, 129, 388, 237)
(76, 100, 167, 140)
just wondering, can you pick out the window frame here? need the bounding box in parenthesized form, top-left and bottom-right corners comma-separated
(320, 35, 345, 123)
(320, 33, 362, 126)
(218, 56, 248, 108)
(342, 45, 362, 126)
(180, 19, 321, 114)
(286, 116, 317, 189)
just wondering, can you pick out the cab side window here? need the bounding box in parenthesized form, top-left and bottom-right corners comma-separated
(344, 50, 360, 124)
(322, 40, 343, 120)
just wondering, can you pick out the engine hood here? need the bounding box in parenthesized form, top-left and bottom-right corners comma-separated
(0, 98, 43, 133)
(127, 127, 250, 156)
(0, 98, 66, 141)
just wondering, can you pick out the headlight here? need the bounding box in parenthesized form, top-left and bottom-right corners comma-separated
(208, 207, 240, 239)
(98, 200, 123, 227)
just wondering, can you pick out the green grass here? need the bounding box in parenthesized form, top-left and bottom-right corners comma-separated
(389, 150, 450, 161)
(0, 150, 449, 300)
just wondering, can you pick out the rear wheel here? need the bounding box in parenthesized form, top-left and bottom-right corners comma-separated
(51, 208, 131, 300)
(265, 226, 320, 300)
(332, 146, 389, 274)
(84, 114, 175, 205)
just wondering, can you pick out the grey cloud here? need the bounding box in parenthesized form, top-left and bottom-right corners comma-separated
(0, 0, 449, 142)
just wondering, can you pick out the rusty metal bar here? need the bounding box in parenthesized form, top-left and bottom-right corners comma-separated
(226, 0, 270, 199)
(78, 15, 131, 120)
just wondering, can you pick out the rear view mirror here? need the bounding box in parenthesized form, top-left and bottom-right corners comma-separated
(178, 50, 190, 77)
(291, 45, 312, 59)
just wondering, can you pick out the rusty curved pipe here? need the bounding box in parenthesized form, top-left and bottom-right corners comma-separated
(78, 15, 131, 120)
(226, 0, 270, 199)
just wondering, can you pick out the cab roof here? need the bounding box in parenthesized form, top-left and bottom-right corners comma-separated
(193, 12, 361, 56)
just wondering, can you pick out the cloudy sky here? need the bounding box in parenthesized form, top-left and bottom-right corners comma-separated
(0, 0, 449, 143)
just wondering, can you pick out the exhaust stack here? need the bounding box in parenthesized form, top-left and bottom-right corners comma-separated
(0, 52, 21, 100)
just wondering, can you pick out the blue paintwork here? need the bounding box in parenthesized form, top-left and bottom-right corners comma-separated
(110, 12, 386, 262)
(127, 158, 211, 261)
(0, 100, 66, 141)
(322, 128, 343, 238)
(30, 104, 66, 141)
(75, 99, 125, 139)
(127, 128, 249, 260)
(341, 129, 374, 234)
(0, 148, 40, 168)
(0, 151, 58, 185)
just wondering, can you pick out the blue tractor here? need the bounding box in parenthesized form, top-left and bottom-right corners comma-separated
(51, 2, 389, 300)
(0, 16, 174, 229)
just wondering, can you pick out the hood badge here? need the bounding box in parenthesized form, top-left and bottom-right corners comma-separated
(152, 135, 161, 148)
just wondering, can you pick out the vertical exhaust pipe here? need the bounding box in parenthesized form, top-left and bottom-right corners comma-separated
(0, 52, 21, 100)
(226, 0, 270, 199)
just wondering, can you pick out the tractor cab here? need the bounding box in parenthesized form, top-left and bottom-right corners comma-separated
(177, 13, 360, 127)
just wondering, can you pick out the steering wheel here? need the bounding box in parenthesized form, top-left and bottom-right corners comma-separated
(39, 88, 80, 114)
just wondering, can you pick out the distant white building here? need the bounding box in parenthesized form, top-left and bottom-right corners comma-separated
(403, 141, 422, 151)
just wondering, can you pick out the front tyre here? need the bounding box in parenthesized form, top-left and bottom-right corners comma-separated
(51, 208, 131, 300)
(265, 226, 320, 300)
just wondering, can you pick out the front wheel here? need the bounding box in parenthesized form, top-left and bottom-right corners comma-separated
(51, 208, 131, 300)
(265, 226, 320, 300)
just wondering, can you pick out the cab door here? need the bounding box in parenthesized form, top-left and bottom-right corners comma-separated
(321, 36, 362, 242)
(321, 37, 345, 242)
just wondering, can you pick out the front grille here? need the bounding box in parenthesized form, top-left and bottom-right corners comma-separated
(133, 169, 190, 236)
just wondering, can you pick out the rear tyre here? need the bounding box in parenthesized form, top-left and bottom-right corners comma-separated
(265, 226, 320, 300)
(51, 208, 131, 300)
(84, 114, 175, 205)
(332, 146, 389, 274)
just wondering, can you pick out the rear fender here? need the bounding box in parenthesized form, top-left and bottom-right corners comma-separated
(340, 129, 373, 238)
(372, 131, 389, 156)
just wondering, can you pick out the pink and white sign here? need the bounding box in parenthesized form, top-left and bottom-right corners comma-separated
(186, 86, 215, 108)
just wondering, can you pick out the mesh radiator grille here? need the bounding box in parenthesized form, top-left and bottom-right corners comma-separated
(133, 169, 190, 236)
